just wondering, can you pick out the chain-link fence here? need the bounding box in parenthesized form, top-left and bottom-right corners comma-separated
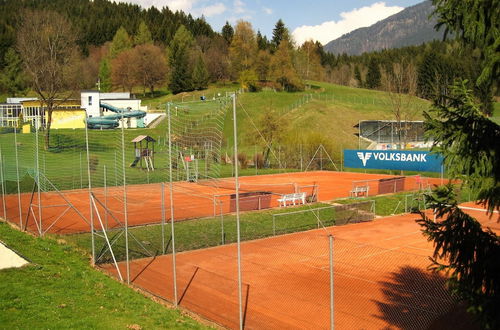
(0, 96, 467, 329)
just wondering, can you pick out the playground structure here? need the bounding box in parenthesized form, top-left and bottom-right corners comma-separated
(86, 103, 146, 129)
(130, 135, 156, 171)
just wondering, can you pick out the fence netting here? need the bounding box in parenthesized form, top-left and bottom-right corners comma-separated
(0, 98, 474, 329)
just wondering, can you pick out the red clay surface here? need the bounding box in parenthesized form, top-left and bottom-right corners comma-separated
(100, 205, 489, 329)
(2, 171, 443, 234)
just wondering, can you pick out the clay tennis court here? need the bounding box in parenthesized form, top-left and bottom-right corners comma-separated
(3, 170, 443, 234)
(100, 204, 488, 329)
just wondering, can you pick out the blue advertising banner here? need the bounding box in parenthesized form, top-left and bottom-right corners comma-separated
(344, 149, 443, 172)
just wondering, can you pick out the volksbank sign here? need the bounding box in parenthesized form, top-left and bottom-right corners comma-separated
(344, 149, 443, 172)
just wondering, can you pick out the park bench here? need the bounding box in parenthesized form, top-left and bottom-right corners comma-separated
(278, 192, 306, 207)
(350, 185, 369, 197)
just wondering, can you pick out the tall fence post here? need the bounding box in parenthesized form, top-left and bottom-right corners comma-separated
(35, 114, 42, 236)
(167, 103, 178, 307)
(14, 128, 22, 228)
(84, 121, 95, 265)
(232, 94, 244, 330)
(104, 165, 108, 229)
(0, 147, 6, 220)
(329, 235, 334, 330)
(220, 202, 224, 245)
(120, 115, 130, 284)
(161, 183, 166, 254)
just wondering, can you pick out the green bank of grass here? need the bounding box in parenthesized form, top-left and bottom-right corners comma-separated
(335, 192, 419, 216)
(62, 201, 375, 263)
(0, 222, 208, 329)
(334, 184, 477, 217)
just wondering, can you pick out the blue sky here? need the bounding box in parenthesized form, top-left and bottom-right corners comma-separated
(120, 0, 424, 45)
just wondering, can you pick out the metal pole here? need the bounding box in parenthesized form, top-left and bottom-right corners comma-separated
(167, 103, 178, 306)
(35, 113, 42, 236)
(14, 128, 22, 228)
(300, 144, 303, 171)
(104, 165, 108, 230)
(161, 183, 166, 254)
(0, 148, 6, 220)
(220, 202, 224, 245)
(85, 121, 95, 264)
(320, 145, 323, 170)
(329, 235, 334, 330)
(121, 115, 130, 284)
(233, 94, 244, 330)
(272, 214, 276, 236)
(80, 152, 83, 189)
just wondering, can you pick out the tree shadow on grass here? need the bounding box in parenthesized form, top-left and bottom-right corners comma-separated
(374, 266, 479, 330)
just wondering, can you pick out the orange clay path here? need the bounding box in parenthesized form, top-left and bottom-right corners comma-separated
(3, 171, 443, 235)
(100, 205, 488, 330)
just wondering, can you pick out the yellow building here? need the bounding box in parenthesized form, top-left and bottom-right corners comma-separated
(21, 99, 85, 129)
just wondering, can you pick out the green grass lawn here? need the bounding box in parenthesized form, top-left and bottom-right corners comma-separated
(0, 80, 437, 195)
(0, 221, 208, 329)
(61, 200, 376, 264)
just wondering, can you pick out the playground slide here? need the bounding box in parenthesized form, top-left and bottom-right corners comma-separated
(130, 157, 140, 167)
(87, 102, 147, 129)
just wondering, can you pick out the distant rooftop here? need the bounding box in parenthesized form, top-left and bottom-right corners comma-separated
(7, 97, 37, 104)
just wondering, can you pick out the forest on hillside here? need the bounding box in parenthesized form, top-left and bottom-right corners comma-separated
(0, 0, 493, 114)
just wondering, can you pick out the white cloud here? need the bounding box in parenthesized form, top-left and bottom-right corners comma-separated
(197, 3, 226, 17)
(234, 0, 246, 14)
(262, 7, 273, 15)
(292, 2, 403, 46)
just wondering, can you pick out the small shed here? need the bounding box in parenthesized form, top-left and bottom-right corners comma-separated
(130, 135, 156, 171)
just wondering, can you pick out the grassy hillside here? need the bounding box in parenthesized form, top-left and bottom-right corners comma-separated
(0, 81, 434, 193)
(0, 222, 207, 329)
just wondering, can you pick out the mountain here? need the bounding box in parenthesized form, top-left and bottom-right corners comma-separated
(324, 1, 445, 55)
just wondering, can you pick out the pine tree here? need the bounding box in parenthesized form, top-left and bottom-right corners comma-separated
(365, 58, 381, 89)
(134, 21, 152, 45)
(417, 1, 500, 327)
(256, 30, 269, 51)
(98, 58, 112, 92)
(192, 55, 209, 90)
(221, 21, 234, 45)
(0, 48, 27, 96)
(271, 19, 289, 53)
(109, 27, 132, 59)
(354, 65, 363, 87)
(433, 0, 498, 115)
(168, 25, 194, 94)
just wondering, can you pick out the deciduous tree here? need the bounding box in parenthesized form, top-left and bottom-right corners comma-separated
(16, 9, 79, 149)
(111, 48, 136, 93)
(132, 44, 168, 95)
(384, 59, 419, 148)
(229, 21, 257, 81)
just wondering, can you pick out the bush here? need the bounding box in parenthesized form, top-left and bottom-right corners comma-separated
(237, 153, 248, 169)
(253, 153, 264, 169)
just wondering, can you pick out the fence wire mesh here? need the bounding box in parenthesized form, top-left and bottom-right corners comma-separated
(0, 99, 476, 329)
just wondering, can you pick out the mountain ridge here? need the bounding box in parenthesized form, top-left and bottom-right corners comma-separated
(324, 1, 444, 55)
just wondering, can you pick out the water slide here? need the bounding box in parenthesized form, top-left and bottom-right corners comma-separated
(86, 103, 147, 129)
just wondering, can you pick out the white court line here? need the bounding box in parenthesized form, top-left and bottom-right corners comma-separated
(359, 239, 425, 259)
(459, 206, 498, 214)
